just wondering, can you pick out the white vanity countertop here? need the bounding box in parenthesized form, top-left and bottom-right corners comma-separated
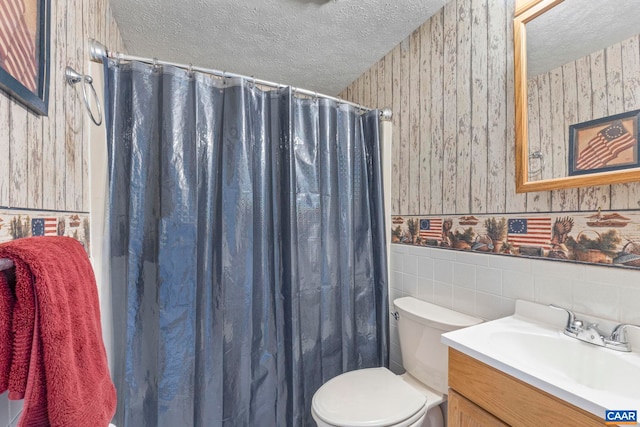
(441, 300, 640, 418)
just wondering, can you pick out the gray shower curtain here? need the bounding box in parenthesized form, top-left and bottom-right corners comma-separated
(104, 60, 388, 427)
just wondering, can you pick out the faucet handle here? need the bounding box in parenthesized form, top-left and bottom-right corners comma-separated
(603, 323, 638, 352)
(610, 323, 634, 342)
(549, 304, 579, 331)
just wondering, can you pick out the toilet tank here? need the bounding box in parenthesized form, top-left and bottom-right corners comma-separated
(394, 297, 482, 395)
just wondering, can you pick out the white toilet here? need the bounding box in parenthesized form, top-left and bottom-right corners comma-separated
(311, 297, 482, 427)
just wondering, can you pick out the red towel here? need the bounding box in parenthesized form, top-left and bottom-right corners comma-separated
(0, 236, 116, 427)
(0, 268, 14, 392)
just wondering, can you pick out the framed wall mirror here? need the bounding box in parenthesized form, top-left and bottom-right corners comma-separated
(514, 0, 640, 192)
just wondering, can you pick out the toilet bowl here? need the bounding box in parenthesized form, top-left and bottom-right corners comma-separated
(311, 297, 482, 427)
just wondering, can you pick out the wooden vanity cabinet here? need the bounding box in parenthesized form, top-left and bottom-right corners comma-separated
(447, 348, 614, 427)
(449, 389, 509, 427)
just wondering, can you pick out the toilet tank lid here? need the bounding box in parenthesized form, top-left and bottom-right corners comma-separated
(394, 297, 482, 331)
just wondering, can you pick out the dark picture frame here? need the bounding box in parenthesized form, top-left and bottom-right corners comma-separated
(0, 0, 50, 115)
(568, 109, 640, 177)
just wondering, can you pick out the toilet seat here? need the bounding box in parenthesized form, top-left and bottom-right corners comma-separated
(311, 405, 426, 427)
(311, 367, 427, 427)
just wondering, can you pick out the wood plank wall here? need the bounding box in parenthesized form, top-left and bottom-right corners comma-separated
(339, 0, 640, 215)
(528, 34, 640, 211)
(0, 0, 125, 212)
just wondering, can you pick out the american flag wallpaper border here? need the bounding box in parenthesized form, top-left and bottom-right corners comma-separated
(391, 209, 640, 270)
(0, 209, 90, 254)
(0, 0, 50, 115)
(568, 109, 640, 177)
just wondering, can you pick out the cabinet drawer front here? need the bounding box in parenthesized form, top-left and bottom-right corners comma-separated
(448, 349, 608, 427)
(449, 389, 509, 427)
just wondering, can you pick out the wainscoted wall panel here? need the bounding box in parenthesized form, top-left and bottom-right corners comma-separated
(0, 1, 124, 425)
(0, 0, 125, 213)
(339, 0, 640, 215)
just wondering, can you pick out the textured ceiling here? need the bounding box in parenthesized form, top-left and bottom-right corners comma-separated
(527, 0, 638, 77)
(108, 0, 448, 96)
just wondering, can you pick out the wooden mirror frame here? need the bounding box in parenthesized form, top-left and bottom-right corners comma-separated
(514, 0, 640, 192)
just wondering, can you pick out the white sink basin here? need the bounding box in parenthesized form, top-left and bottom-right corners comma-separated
(489, 330, 640, 399)
(442, 301, 640, 418)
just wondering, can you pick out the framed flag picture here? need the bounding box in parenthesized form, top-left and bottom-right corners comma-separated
(0, 0, 50, 115)
(568, 109, 640, 176)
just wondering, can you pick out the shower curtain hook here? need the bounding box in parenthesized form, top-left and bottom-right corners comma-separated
(314, 91, 318, 102)
(152, 57, 159, 70)
(187, 63, 193, 77)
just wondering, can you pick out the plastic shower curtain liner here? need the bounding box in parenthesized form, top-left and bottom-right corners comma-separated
(104, 59, 388, 427)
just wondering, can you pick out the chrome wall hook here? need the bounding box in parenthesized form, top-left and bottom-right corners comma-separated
(65, 67, 88, 84)
(64, 66, 102, 126)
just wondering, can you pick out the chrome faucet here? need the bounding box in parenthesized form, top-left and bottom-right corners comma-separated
(611, 324, 633, 343)
(574, 322, 607, 346)
(549, 304, 632, 352)
(549, 304, 582, 333)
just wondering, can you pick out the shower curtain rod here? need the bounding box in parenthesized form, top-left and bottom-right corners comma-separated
(88, 39, 393, 121)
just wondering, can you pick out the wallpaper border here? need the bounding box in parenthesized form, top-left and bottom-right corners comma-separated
(391, 209, 640, 269)
(0, 209, 91, 255)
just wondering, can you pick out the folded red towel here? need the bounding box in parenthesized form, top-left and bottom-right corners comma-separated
(0, 236, 116, 427)
(0, 269, 14, 392)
